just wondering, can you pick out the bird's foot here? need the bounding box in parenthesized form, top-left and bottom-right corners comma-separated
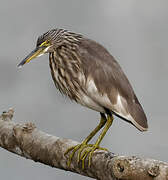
(80, 144, 108, 169)
(64, 143, 108, 169)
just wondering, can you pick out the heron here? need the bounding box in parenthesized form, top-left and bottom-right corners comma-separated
(18, 28, 148, 169)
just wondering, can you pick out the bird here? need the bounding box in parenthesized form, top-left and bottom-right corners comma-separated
(18, 28, 148, 169)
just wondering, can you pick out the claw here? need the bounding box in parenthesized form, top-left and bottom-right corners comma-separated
(77, 143, 87, 163)
(88, 147, 97, 167)
(65, 143, 108, 169)
(80, 145, 97, 167)
(65, 144, 81, 167)
(81, 149, 90, 169)
(80, 147, 90, 160)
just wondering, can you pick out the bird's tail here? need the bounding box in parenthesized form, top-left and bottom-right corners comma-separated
(113, 94, 148, 132)
(127, 96, 148, 131)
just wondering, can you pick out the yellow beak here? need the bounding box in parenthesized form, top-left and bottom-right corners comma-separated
(17, 46, 47, 68)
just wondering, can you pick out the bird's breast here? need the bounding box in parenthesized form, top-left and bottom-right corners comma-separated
(49, 52, 86, 101)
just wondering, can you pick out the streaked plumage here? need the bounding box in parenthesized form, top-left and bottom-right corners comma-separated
(35, 29, 148, 131)
(18, 28, 148, 168)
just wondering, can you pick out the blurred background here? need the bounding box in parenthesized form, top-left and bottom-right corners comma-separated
(0, 0, 168, 179)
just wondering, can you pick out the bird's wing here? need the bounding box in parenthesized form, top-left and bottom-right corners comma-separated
(78, 38, 148, 131)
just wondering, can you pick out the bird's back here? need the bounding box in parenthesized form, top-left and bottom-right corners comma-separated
(77, 38, 148, 131)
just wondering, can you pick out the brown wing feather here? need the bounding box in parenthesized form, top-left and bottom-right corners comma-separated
(78, 38, 148, 131)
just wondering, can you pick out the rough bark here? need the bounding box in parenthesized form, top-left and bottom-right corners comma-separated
(0, 109, 168, 180)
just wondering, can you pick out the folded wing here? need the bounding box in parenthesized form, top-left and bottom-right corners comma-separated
(78, 38, 148, 131)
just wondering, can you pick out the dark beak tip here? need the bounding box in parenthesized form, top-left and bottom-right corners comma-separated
(17, 46, 42, 69)
(17, 64, 22, 69)
(17, 61, 25, 69)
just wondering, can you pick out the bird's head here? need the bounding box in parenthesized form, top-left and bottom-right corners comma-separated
(18, 29, 82, 68)
(18, 31, 54, 68)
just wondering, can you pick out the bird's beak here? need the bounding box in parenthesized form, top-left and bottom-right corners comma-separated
(17, 46, 47, 68)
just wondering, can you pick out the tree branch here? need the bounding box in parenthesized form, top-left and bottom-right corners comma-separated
(0, 109, 167, 180)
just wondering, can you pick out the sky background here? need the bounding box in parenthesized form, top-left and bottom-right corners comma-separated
(0, 0, 168, 179)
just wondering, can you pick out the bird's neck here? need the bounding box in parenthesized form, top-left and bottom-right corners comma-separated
(49, 48, 84, 101)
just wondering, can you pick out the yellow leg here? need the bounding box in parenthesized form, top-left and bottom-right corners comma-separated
(64, 113, 107, 167)
(81, 114, 113, 168)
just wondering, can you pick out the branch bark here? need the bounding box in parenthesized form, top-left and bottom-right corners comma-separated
(0, 109, 167, 180)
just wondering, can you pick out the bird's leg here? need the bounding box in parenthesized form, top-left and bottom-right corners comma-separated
(81, 114, 113, 168)
(64, 113, 107, 167)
